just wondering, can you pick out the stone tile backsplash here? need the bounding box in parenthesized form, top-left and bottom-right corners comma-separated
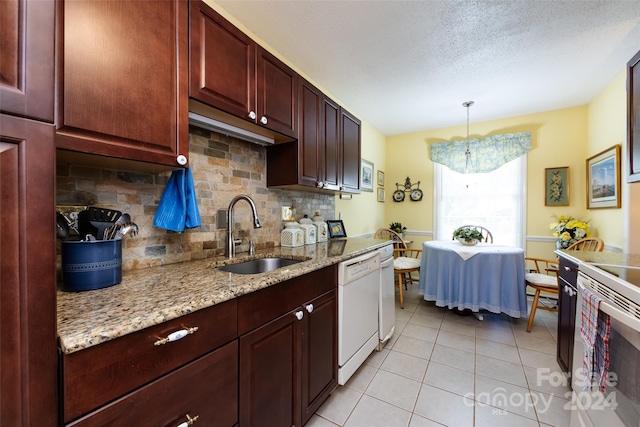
(56, 127, 335, 271)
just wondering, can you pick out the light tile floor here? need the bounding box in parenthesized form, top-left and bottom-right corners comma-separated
(309, 285, 573, 427)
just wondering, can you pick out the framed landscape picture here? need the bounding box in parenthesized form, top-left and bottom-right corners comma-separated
(545, 167, 569, 206)
(587, 144, 621, 209)
(360, 159, 374, 192)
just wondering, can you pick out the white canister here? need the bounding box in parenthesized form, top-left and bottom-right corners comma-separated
(281, 220, 304, 247)
(299, 215, 317, 245)
(312, 212, 328, 243)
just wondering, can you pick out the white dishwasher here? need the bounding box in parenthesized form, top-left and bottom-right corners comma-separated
(338, 250, 381, 385)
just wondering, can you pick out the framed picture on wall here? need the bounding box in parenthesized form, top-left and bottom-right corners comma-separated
(361, 159, 374, 192)
(327, 220, 347, 238)
(377, 187, 385, 202)
(587, 144, 621, 209)
(377, 170, 385, 186)
(544, 167, 569, 206)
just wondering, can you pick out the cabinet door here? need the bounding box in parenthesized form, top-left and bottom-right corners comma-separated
(322, 96, 341, 191)
(240, 309, 302, 427)
(340, 108, 361, 193)
(301, 290, 338, 425)
(0, 0, 54, 122)
(68, 341, 239, 427)
(56, 0, 189, 168)
(257, 46, 297, 138)
(190, 0, 255, 120)
(0, 114, 57, 425)
(297, 78, 323, 188)
(557, 257, 578, 374)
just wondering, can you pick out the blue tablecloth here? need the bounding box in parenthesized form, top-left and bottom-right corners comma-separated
(418, 241, 528, 318)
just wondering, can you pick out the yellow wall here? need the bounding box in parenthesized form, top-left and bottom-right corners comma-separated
(586, 71, 627, 249)
(386, 106, 590, 259)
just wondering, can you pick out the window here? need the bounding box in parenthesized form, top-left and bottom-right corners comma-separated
(434, 156, 527, 248)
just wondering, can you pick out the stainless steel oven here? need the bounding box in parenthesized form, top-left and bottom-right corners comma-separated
(571, 263, 640, 427)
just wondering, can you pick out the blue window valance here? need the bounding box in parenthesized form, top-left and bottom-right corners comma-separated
(430, 132, 532, 174)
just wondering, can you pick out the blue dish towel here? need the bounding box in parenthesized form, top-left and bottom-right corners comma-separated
(154, 167, 202, 232)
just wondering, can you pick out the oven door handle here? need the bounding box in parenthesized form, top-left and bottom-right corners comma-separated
(578, 281, 640, 331)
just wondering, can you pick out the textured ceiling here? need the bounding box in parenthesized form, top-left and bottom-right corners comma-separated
(215, 0, 640, 136)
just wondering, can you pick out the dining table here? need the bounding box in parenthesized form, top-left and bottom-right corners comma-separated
(418, 240, 528, 319)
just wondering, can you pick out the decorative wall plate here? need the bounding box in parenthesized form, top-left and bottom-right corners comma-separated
(410, 189, 423, 201)
(393, 190, 405, 202)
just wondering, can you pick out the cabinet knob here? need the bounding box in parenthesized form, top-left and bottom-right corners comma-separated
(176, 155, 188, 166)
(176, 414, 199, 427)
(154, 327, 198, 346)
(248, 111, 257, 120)
(315, 181, 324, 188)
(305, 304, 314, 313)
(295, 310, 304, 321)
(260, 116, 268, 125)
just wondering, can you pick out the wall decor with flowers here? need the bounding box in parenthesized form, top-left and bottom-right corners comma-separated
(545, 167, 569, 206)
(550, 215, 590, 249)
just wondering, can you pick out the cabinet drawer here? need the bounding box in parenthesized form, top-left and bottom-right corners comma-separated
(63, 299, 237, 422)
(238, 266, 336, 335)
(68, 340, 238, 427)
(558, 257, 578, 287)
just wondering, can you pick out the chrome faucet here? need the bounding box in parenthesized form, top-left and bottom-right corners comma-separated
(226, 194, 262, 258)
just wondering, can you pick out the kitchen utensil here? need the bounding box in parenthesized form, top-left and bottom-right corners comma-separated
(115, 222, 139, 239)
(77, 210, 98, 239)
(56, 213, 69, 240)
(87, 207, 122, 240)
(104, 213, 131, 240)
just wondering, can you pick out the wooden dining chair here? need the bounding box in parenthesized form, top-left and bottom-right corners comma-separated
(453, 225, 493, 243)
(566, 237, 604, 251)
(374, 228, 421, 309)
(526, 237, 604, 331)
(525, 257, 560, 332)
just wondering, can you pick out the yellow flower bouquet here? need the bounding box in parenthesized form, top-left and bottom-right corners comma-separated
(550, 215, 590, 249)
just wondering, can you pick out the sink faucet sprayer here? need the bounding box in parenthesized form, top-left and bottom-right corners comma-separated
(226, 194, 262, 258)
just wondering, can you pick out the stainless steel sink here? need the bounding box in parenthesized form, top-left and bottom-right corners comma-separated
(216, 257, 304, 274)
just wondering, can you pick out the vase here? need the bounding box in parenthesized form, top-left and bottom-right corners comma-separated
(555, 239, 572, 250)
(458, 237, 478, 246)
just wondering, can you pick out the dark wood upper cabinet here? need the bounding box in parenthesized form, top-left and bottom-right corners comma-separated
(0, 0, 55, 122)
(628, 49, 640, 183)
(340, 108, 361, 193)
(190, 1, 297, 139)
(55, 0, 189, 169)
(267, 79, 361, 193)
(0, 114, 57, 426)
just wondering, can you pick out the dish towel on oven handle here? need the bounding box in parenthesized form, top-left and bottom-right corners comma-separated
(580, 287, 611, 392)
(154, 167, 202, 232)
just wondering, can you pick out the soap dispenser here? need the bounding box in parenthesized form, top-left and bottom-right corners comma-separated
(299, 215, 317, 245)
(281, 218, 304, 247)
(312, 212, 328, 243)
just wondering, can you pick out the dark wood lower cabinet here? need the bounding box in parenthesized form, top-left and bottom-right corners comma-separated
(239, 269, 338, 427)
(557, 256, 579, 376)
(67, 341, 238, 427)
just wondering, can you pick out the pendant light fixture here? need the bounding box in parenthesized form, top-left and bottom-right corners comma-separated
(463, 101, 474, 175)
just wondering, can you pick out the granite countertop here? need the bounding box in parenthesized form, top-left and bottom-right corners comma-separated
(57, 238, 391, 354)
(556, 249, 640, 267)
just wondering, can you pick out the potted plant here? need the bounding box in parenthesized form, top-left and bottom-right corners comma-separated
(453, 226, 483, 246)
(389, 222, 407, 237)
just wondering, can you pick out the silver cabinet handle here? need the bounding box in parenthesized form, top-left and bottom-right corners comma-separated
(306, 304, 314, 313)
(260, 116, 268, 125)
(248, 111, 257, 120)
(154, 327, 198, 346)
(295, 311, 304, 321)
(176, 414, 199, 427)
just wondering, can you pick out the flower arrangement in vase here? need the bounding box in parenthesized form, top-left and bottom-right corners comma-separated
(550, 215, 590, 249)
(389, 222, 407, 238)
(452, 227, 484, 246)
